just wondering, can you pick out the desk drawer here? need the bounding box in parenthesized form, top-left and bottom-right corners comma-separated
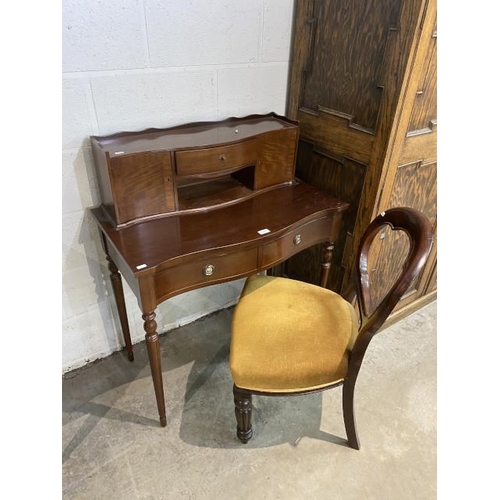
(175, 139, 258, 176)
(261, 216, 333, 269)
(155, 248, 258, 301)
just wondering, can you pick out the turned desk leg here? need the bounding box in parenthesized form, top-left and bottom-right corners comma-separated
(143, 311, 167, 427)
(107, 256, 134, 362)
(319, 242, 334, 288)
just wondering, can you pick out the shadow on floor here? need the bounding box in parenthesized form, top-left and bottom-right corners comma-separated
(63, 307, 348, 463)
(176, 320, 348, 449)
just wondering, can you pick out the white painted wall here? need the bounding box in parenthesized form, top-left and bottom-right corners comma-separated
(62, 0, 295, 373)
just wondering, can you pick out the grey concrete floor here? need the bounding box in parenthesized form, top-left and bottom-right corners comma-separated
(62, 301, 437, 500)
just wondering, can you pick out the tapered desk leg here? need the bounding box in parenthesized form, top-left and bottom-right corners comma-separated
(319, 242, 334, 288)
(107, 256, 134, 362)
(143, 311, 167, 427)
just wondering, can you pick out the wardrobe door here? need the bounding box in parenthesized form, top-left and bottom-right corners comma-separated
(286, 0, 405, 291)
(367, 0, 437, 312)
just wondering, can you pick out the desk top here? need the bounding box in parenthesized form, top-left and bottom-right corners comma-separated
(91, 181, 348, 277)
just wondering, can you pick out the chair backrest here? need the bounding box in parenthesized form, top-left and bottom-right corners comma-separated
(349, 207, 433, 368)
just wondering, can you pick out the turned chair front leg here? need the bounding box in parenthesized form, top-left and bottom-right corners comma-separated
(233, 385, 253, 443)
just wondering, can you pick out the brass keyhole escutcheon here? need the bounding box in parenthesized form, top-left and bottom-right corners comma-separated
(219, 154, 226, 161)
(293, 234, 301, 245)
(203, 264, 215, 276)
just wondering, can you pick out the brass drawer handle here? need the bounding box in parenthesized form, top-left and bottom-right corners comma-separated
(203, 264, 215, 276)
(293, 234, 301, 245)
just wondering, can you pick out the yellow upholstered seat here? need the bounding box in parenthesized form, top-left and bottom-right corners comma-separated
(230, 274, 359, 393)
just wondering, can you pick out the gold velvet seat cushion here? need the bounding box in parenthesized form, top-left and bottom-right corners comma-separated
(230, 275, 359, 393)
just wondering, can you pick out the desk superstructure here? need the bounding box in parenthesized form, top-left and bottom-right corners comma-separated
(89, 113, 349, 426)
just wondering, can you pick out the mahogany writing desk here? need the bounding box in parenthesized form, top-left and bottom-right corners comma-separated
(89, 114, 349, 426)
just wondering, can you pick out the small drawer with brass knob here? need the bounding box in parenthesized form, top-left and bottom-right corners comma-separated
(154, 248, 258, 303)
(260, 216, 333, 269)
(175, 139, 258, 176)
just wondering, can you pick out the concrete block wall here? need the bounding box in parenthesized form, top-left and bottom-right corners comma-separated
(62, 0, 294, 373)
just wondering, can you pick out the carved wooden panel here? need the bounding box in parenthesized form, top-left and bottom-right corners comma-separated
(301, 0, 403, 132)
(389, 160, 437, 225)
(365, 227, 411, 316)
(407, 15, 437, 134)
(297, 108, 374, 164)
(368, 160, 437, 308)
(285, 140, 367, 291)
(400, 131, 437, 165)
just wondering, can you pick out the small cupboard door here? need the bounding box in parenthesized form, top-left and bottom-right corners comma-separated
(110, 151, 175, 225)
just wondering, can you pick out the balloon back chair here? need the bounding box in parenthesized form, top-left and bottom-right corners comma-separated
(229, 207, 433, 449)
